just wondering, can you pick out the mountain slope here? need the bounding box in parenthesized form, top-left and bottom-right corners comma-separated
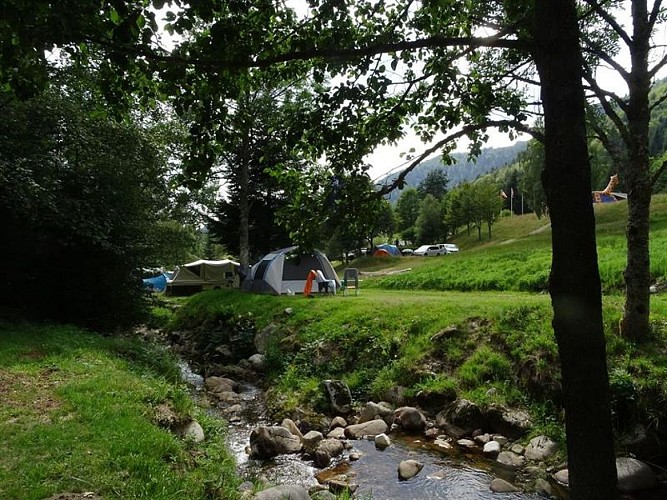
(377, 141, 529, 202)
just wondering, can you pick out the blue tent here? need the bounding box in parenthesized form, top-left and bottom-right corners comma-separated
(376, 244, 401, 256)
(142, 272, 171, 292)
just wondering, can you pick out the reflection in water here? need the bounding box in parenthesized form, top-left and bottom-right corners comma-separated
(331, 437, 539, 500)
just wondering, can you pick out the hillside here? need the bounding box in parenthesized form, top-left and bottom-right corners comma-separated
(377, 140, 529, 202)
(347, 193, 667, 293)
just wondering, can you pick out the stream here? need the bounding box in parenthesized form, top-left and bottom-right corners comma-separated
(179, 362, 547, 499)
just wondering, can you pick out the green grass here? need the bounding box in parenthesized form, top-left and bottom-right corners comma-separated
(357, 193, 667, 293)
(0, 322, 240, 500)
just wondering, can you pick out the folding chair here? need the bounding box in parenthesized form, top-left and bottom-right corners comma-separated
(342, 268, 359, 296)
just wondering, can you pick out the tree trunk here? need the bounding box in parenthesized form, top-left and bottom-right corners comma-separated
(531, 2, 618, 498)
(620, 0, 652, 341)
(238, 121, 251, 269)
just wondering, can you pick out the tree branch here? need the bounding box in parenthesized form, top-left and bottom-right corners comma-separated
(89, 30, 525, 72)
(649, 52, 667, 79)
(649, 88, 667, 112)
(375, 119, 542, 196)
(582, 64, 632, 146)
(581, 0, 632, 46)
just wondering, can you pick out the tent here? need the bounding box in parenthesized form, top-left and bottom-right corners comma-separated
(373, 248, 390, 257)
(142, 272, 172, 292)
(166, 259, 240, 296)
(375, 244, 401, 256)
(241, 246, 340, 295)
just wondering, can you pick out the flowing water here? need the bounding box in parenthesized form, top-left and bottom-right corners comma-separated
(179, 361, 551, 498)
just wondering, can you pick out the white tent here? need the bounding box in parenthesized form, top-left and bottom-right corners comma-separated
(166, 259, 239, 295)
(242, 246, 339, 295)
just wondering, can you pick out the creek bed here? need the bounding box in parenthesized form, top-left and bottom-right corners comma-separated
(179, 361, 547, 498)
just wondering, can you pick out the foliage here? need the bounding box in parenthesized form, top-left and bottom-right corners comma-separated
(417, 169, 449, 200)
(0, 81, 176, 330)
(0, 321, 240, 499)
(415, 194, 446, 244)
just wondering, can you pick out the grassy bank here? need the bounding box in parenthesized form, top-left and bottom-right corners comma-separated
(169, 287, 667, 454)
(0, 321, 239, 500)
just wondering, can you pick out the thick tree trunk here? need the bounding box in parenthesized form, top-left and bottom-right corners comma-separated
(620, 0, 652, 341)
(531, 2, 618, 498)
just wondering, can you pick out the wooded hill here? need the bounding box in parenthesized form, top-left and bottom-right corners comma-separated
(378, 141, 529, 203)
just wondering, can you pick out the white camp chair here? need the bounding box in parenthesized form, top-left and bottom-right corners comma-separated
(315, 269, 336, 295)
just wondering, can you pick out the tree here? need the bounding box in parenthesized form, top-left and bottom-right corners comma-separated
(415, 194, 446, 244)
(580, 0, 667, 341)
(518, 139, 549, 219)
(395, 187, 422, 243)
(417, 169, 449, 200)
(474, 181, 504, 240)
(530, 2, 617, 495)
(0, 81, 172, 330)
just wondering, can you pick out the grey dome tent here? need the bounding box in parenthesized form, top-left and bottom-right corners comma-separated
(242, 246, 340, 295)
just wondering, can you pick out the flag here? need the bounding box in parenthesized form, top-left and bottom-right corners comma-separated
(500, 190, 507, 199)
(511, 187, 515, 198)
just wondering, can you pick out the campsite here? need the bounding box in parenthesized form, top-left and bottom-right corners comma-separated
(3, 2, 667, 499)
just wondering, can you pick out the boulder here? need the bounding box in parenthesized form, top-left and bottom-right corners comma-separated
(327, 427, 346, 439)
(179, 420, 205, 443)
(329, 416, 348, 429)
(616, 457, 659, 492)
(483, 440, 501, 457)
(394, 406, 426, 432)
(302, 430, 324, 454)
(344, 419, 389, 439)
(436, 399, 485, 437)
(325, 479, 358, 495)
(457, 439, 476, 449)
(490, 478, 520, 493)
(204, 376, 237, 394)
(249, 425, 302, 459)
(524, 435, 558, 461)
(280, 418, 304, 440)
(359, 402, 394, 425)
(398, 459, 424, 481)
(254, 485, 310, 500)
(535, 478, 554, 497)
(375, 433, 391, 450)
(248, 353, 266, 371)
(474, 433, 491, 445)
(553, 469, 569, 486)
(322, 380, 352, 414)
(485, 405, 531, 439)
(314, 438, 345, 468)
(497, 451, 526, 468)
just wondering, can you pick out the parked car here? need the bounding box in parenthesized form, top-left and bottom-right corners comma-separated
(439, 243, 460, 254)
(414, 245, 444, 256)
(401, 248, 414, 256)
